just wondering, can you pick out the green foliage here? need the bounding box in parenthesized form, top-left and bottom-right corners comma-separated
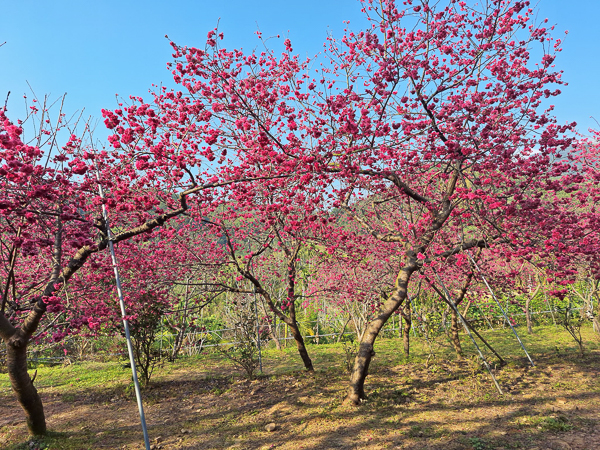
(126, 294, 168, 386)
(468, 437, 489, 450)
(514, 414, 574, 432)
(556, 303, 585, 356)
(541, 416, 574, 432)
(218, 298, 261, 379)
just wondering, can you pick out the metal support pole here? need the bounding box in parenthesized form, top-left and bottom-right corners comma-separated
(432, 269, 503, 395)
(464, 251, 535, 367)
(253, 287, 263, 373)
(97, 182, 151, 450)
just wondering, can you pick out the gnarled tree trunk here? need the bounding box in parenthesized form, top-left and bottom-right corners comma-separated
(1, 303, 47, 435)
(344, 265, 415, 405)
(5, 334, 46, 435)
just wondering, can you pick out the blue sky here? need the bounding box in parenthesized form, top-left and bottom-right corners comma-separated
(2, 0, 598, 138)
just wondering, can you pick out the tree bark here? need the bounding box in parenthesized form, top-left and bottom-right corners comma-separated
(260, 299, 281, 350)
(269, 319, 282, 351)
(0, 179, 228, 435)
(4, 330, 46, 435)
(344, 265, 415, 405)
(1, 297, 48, 435)
(401, 301, 411, 357)
(336, 315, 352, 344)
(287, 320, 314, 371)
(248, 280, 314, 371)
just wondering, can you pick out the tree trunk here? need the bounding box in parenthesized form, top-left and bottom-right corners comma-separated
(591, 314, 600, 338)
(287, 320, 314, 371)
(402, 302, 411, 357)
(261, 302, 282, 351)
(5, 332, 46, 435)
(270, 320, 282, 351)
(450, 308, 463, 356)
(524, 279, 541, 335)
(244, 244, 314, 371)
(344, 266, 414, 405)
(525, 295, 533, 334)
(336, 315, 352, 344)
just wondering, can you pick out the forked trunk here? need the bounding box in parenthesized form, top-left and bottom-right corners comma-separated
(170, 326, 186, 361)
(344, 266, 415, 405)
(5, 332, 46, 435)
(245, 243, 314, 371)
(283, 289, 314, 371)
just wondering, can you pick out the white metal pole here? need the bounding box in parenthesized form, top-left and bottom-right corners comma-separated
(97, 182, 151, 450)
(432, 269, 504, 395)
(464, 250, 535, 367)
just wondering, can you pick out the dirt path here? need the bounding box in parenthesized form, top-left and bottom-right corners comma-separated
(2, 340, 600, 449)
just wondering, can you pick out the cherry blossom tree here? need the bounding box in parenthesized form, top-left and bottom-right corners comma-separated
(152, 0, 577, 404)
(326, 0, 575, 403)
(162, 175, 337, 371)
(3, 0, 588, 433)
(0, 90, 262, 434)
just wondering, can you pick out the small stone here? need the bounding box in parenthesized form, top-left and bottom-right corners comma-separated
(549, 440, 571, 450)
(571, 438, 585, 447)
(265, 423, 278, 432)
(181, 428, 191, 434)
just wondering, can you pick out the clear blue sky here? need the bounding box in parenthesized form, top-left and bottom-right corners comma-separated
(2, 0, 598, 138)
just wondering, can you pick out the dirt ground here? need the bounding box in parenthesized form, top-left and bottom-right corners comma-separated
(1, 330, 600, 450)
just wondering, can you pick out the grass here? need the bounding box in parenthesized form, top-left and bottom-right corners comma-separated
(1, 324, 600, 449)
